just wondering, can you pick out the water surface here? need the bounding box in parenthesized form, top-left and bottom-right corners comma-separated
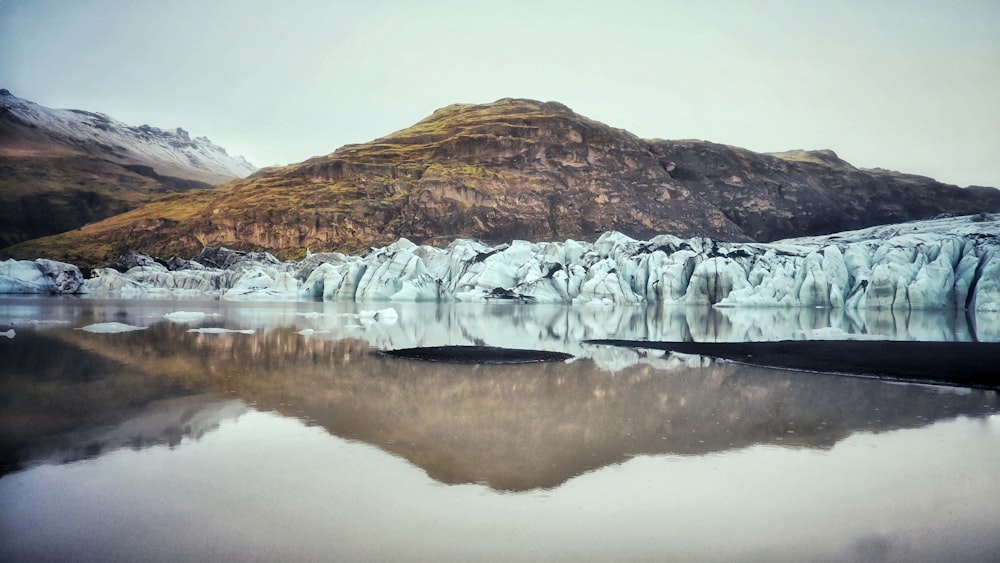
(1, 298, 998, 562)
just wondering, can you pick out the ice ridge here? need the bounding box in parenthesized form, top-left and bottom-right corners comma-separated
(3, 214, 998, 312)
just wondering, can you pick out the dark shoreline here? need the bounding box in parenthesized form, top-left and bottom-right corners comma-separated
(585, 340, 1000, 390)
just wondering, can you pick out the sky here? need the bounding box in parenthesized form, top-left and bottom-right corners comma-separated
(1, 0, 999, 187)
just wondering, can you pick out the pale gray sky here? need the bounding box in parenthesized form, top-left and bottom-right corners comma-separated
(2, 0, 998, 187)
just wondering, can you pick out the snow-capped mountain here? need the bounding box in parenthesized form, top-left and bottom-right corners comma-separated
(0, 89, 258, 248)
(0, 89, 255, 184)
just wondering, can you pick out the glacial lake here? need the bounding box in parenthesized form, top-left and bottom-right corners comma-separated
(1, 297, 999, 562)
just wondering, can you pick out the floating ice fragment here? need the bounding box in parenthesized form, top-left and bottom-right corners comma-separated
(295, 312, 324, 319)
(81, 322, 148, 333)
(297, 328, 332, 337)
(359, 307, 399, 322)
(1, 329, 14, 339)
(164, 311, 210, 322)
(186, 328, 255, 334)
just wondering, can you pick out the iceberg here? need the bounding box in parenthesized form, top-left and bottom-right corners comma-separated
(80, 322, 147, 333)
(164, 311, 218, 323)
(0, 259, 85, 294)
(187, 328, 255, 335)
(5, 215, 999, 312)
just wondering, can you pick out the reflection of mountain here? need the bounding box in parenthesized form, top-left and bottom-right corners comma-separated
(0, 329, 245, 475)
(10, 321, 996, 490)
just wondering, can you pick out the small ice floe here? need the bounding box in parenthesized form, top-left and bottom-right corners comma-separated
(81, 322, 148, 333)
(186, 328, 254, 335)
(164, 311, 221, 323)
(297, 328, 332, 337)
(358, 307, 399, 323)
(295, 312, 327, 319)
(1, 329, 14, 339)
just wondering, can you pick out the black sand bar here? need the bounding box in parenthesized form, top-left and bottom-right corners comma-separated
(585, 340, 1000, 390)
(380, 345, 574, 364)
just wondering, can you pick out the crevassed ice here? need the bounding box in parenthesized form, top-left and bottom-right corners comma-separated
(26, 214, 998, 312)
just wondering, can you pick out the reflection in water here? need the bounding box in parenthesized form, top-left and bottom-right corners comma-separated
(2, 299, 996, 490)
(0, 327, 249, 474)
(2, 298, 999, 562)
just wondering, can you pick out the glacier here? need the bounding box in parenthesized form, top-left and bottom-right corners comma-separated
(3, 215, 998, 313)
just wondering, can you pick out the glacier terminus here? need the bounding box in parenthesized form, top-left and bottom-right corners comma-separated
(2, 214, 997, 316)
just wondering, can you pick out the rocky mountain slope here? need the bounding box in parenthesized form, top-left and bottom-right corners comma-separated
(5, 97, 999, 266)
(0, 89, 255, 247)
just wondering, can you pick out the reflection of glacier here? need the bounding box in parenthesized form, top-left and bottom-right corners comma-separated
(210, 302, 997, 368)
(78, 215, 1000, 314)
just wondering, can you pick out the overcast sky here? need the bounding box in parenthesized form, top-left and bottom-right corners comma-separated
(2, 0, 998, 187)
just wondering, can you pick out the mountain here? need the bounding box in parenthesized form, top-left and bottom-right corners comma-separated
(0, 89, 255, 247)
(5, 97, 999, 267)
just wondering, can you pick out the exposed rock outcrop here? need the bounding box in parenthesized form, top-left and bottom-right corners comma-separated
(5, 98, 999, 266)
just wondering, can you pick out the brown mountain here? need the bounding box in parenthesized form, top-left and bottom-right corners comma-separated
(0, 89, 255, 248)
(5, 97, 999, 267)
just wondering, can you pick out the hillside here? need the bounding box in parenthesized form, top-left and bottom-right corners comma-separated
(5, 97, 1000, 267)
(0, 89, 255, 247)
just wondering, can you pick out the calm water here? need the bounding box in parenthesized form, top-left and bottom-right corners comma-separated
(1, 297, 998, 562)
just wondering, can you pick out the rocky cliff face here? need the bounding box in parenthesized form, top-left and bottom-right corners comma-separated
(0, 89, 255, 247)
(649, 142, 1000, 240)
(6, 98, 999, 266)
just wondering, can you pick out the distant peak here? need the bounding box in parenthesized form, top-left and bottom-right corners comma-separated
(0, 88, 11, 96)
(492, 97, 572, 110)
(426, 98, 575, 119)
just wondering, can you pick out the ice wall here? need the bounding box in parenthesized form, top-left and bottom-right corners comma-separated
(24, 214, 1000, 312)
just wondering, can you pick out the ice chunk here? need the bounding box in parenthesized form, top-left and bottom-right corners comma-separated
(223, 266, 299, 300)
(81, 322, 147, 333)
(359, 307, 399, 322)
(0, 258, 84, 294)
(164, 311, 210, 323)
(187, 328, 255, 334)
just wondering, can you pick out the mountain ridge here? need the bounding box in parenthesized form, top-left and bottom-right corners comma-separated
(5, 97, 1000, 268)
(0, 89, 256, 248)
(0, 89, 255, 183)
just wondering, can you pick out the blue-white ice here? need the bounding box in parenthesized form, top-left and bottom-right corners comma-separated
(4, 215, 999, 313)
(0, 258, 85, 294)
(80, 322, 147, 333)
(187, 327, 255, 335)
